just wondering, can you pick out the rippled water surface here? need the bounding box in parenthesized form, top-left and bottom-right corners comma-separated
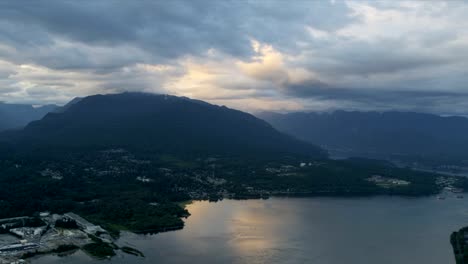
(33, 196, 468, 264)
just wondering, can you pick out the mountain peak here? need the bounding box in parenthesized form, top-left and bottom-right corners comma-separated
(3, 93, 327, 159)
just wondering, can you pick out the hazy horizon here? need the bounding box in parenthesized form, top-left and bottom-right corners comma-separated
(4, 91, 468, 118)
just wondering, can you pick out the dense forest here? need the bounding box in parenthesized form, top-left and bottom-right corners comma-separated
(1, 93, 326, 159)
(0, 147, 462, 235)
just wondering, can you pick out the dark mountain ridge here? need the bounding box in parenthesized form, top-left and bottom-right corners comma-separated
(257, 110, 468, 160)
(0, 102, 57, 132)
(1, 93, 327, 158)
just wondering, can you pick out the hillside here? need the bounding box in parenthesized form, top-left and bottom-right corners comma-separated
(258, 111, 468, 161)
(0, 95, 461, 239)
(2, 93, 327, 158)
(0, 103, 57, 132)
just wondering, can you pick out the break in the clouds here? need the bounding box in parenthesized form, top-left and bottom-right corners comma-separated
(1, 1, 468, 114)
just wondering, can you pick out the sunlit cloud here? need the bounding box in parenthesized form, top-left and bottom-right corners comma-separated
(0, 1, 468, 114)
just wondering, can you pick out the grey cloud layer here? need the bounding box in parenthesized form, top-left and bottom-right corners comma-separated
(0, 1, 468, 114)
(0, 1, 344, 67)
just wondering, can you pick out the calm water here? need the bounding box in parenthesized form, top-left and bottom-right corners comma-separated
(33, 196, 468, 264)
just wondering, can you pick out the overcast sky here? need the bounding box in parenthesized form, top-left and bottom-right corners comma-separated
(1, 1, 468, 115)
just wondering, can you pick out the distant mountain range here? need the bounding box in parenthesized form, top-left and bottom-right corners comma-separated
(5, 95, 468, 163)
(257, 111, 468, 161)
(0, 93, 326, 158)
(0, 103, 57, 132)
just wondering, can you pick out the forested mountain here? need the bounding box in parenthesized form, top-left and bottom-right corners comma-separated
(258, 111, 468, 160)
(0, 94, 461, 237)
(0, 102, 57, 131)
(1, 93, 326, 158)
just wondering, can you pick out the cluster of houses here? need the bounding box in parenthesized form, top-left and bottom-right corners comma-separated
(366, 175, 411, 188)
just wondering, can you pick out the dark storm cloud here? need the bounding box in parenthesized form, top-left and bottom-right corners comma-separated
(283, 80, 468, 115)
(302, 40, 451, 76)
(286, 83, 468, 102)
(0, 1, 349, 69)
(0, 1, 468, 114)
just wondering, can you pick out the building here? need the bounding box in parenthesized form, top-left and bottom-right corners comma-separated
(63, 213, 106, 235)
